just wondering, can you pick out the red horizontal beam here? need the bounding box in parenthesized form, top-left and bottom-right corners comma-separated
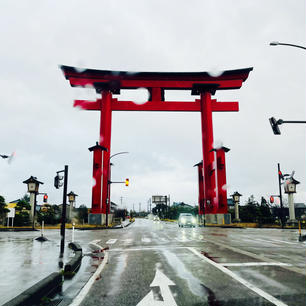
(73, 99, 238, 112)
(211, 101, 239, 112)
(74, 100, 101, 110)
(68, 78, 243, 90)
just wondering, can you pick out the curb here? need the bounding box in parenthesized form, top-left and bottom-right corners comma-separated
(64, 243, 83, 278)
(67, 251, 109, 306)
(2, 272, 62, 306)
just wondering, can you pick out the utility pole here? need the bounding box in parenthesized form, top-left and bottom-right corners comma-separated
(120, 197, 123, 207)
(139, 202, 141, 213)
(133, 203, 135, 212)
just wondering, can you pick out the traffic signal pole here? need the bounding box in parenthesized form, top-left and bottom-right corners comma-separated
(59, 165, 68, 268)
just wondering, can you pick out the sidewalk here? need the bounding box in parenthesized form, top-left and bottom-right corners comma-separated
(0, 219, 135, 232)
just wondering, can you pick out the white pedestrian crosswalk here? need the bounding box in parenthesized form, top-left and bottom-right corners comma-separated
(102, 235, 300, 249)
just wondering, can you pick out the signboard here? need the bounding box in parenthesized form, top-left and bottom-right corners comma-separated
(7, 208, 15, 218)
(152, 195, 167, 204)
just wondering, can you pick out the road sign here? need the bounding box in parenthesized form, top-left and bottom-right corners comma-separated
(7, 208, 15, 218)
(152, 195, 167, 204)
(137, 269, 177, 306)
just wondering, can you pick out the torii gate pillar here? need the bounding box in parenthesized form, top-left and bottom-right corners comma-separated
(199, 87, 218, 214)
(216, 146, 230, 215)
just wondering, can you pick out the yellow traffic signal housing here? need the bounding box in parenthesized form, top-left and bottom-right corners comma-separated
(125, 178, 129, 186)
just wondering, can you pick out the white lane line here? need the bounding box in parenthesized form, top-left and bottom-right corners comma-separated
(188, 247, 288, 306)
(106, 239, 117, 244)
(270, 239, 299, 245)
(222, 262, 292, 267)
(254, 238, 299, 246)
(109, 246, 188, 252)
(69, 251, 109, 306)
(141, 237, 151, 243)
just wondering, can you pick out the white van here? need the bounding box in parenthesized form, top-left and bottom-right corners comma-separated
(178, 213, 196, 227)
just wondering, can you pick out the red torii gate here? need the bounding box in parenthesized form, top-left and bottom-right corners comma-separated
(60, 65, 252, 224)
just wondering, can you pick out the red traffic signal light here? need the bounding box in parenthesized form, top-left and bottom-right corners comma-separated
(43, 194, 48, 203)
(269, 196, 274, 204)
(125, 178, 129, 186)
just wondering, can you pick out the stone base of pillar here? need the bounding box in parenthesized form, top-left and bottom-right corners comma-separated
(232, 218, 241, 223)
(88, 213, 114, 225)
(205, 213, 231, 225)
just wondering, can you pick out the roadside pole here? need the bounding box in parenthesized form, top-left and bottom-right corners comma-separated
(59, 165, 68, 268)
(278, 163, 285, 229)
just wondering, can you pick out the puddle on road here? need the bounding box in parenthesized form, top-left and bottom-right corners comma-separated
(108, 252, 128, 296)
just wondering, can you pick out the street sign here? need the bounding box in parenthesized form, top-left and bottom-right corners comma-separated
(7, 208, 15, 218)
(152, 195, 167, 203)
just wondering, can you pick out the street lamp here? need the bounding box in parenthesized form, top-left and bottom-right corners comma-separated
(106, 151, 129, 227)
(270, 41, 306, 50)
(284, 176, 300, 224)
(67, 191, 78, 221)
(231, 191, 242, 223)
(269, 117, 306, 135)
(23, 176, 44, 228)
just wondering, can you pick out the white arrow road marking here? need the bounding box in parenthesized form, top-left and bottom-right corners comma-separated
(106, 239, 117, 244)
(136, 269, 177, 306)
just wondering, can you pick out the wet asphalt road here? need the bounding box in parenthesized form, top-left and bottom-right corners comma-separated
(0, 220, 305, 306)
(76, 219, 306, 306)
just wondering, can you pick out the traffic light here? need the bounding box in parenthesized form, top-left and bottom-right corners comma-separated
(54, 174, 63, 189)
(278, 170, 284, 180)
(43, 194, 48, 203)
(125, 178, 129, 186)
(270, 196, 274, 204)
(269, 117, 281, 135)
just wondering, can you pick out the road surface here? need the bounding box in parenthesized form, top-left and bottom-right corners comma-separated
(71, 219, 306, 306)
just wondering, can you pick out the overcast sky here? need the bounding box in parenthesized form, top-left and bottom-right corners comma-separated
(0, 0, 305, 211)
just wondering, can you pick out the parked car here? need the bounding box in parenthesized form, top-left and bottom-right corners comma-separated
(178, 213, 196, 227)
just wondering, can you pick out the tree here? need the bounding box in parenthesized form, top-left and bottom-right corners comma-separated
(257, 197, 274, 225)
(37, 204, 61, 225)
(0, 195, 9, 225)
(77, 205, 89, 224)
(240, 195, 259, 222)
(14, 197, 31, 226)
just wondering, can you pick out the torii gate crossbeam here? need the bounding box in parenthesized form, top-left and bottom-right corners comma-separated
(61, 66, 252, 224)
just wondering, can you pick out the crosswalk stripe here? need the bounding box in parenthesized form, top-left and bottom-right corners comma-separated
(106, 239, 117, 244)
(141, 237, 151, 243)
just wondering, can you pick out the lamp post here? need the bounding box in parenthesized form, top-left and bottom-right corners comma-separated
(106, 151, 129, 227)
(23, 176, 43, 229)
(67, 191, 78, 222)
(269, 117, 306, 135)
(231, 191, 242, 222)
(270, 41, 306, 50)
(284, 176, 300, 225)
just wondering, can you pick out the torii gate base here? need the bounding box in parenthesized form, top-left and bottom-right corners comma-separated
(61, 66, 252, 225)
